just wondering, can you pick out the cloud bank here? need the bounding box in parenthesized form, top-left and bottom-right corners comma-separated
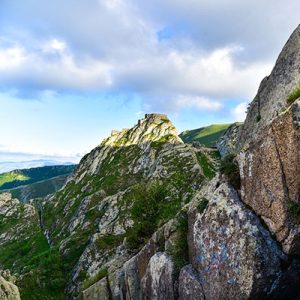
(0, 0, 299, 113)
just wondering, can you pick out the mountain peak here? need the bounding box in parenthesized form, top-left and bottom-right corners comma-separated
(102, 113, 182, 147)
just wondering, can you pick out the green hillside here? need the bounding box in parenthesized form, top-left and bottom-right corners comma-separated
(0, 172, 29, 187)
(9, 174, 70, 202)
(179, 123, 233, 147)
(0, 165, 76, 191)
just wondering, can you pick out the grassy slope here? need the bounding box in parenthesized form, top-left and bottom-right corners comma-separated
(179, 124, 233, 147)
(0, 165, 76, 190)
(0, 172, 29, 187)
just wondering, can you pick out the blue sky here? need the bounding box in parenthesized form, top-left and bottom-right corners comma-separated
(0, 0, 299, 162)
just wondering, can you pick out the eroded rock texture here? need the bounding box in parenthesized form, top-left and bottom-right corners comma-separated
(0, 271, 20, 300)
(188, 181, 284, 300)
(239, 101, 300, 254)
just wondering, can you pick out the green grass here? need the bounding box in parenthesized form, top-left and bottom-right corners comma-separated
(287, 84, 300, 105)
(219, 154, 241, 190)
(0, 172, 29, 187)
(196, 152, 216, 179)
(81, 267, 108, 291)
(179, 124, 233, 147)
(197, 197, 209, 213)
(167, 212, 189, 273)
(288, 201, 300, 220)
(0, 165, 76, 191)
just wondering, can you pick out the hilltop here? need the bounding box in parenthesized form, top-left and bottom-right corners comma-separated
(179, 123, 240, 147)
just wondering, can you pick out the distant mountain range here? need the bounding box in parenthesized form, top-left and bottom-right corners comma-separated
(0, 159, 76, 174)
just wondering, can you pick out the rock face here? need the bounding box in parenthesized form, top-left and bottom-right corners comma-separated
(238, 101, 300, 254)
(178, 265, 204, 300)
(216, 122, 242, 157)
(187, 180, 284, 300)
(0, 273, 20, 300)
(238, 25, 300, 148)
(141, 252, 176, 300)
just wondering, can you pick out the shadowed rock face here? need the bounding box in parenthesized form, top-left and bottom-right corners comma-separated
(238, 25, 300, 148)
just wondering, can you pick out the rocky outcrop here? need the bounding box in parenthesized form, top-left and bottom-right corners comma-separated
(140, 252, 176, 300)
(178, 265, 204, 300)
(216, 122, 242, 157)
(187, 180, 285, 300)
(0, 271, 20, 300)
(238, 25, 300, 148)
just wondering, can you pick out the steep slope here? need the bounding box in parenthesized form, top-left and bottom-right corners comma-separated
(0, 193, 66, 299)
(179, 123, 234, 147)
(40, 113, 216, 298)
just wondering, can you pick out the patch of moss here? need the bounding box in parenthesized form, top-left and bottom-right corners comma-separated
(220, 154, 241, 190)
(287, 84, 300, 105)
(81, 267, 108, 291)
(288, 201, 300, 220)
(167, 212, 189, 273)
(196, 152, 216, 179)
(197, 197, 209, 213)
(95, 234, 125, 250)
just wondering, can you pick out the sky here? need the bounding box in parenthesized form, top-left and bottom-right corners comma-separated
(0, 0, 299, 164)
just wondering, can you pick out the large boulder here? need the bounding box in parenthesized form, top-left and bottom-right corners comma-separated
(188, 181, 285, 300)
(141, 252, 176, 300)
(178, 265, 204, 300)
(0, 271, 20, 300)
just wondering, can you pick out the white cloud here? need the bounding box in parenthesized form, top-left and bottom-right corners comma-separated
(0, 46, 25, 70)
(175, 95, 222, 111)
(231, 102, 248, 122)
(0, 0, 298, 111)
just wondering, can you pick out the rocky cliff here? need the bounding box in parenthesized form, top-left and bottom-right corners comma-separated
(0, 270, 20, 300)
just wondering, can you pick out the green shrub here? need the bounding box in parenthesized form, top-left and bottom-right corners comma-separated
(95, 234, 124, 250)
(256, 114, 261, 122)
(219, 154, 241, 190)
(197, 197, 209, 213)
(196, 153, 216, 180)
(82, 267, 108, 291)
(167, 212, 189, 273)
(287, 85, 300, 105)
(288, 201, 300, 220)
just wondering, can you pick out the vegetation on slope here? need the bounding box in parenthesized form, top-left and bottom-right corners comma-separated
(287, 84, 300, 105)
(9, 174, 70, 202)
(0, 165, 76, 190)
(0, 200, 66, 299)
(179, 123, 233, 147)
